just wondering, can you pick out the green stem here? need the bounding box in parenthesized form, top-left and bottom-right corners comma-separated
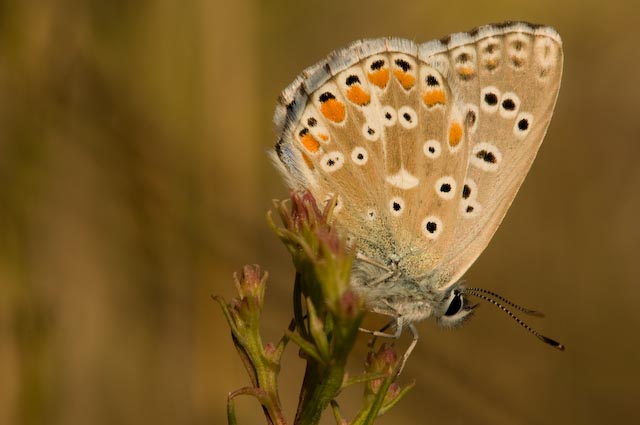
(227, 393, 238, 425)
(294, 359, 345, 425)
(228, 387, 278, 425)
(351, 375, 394, 425)
(330, 400, 346, 425)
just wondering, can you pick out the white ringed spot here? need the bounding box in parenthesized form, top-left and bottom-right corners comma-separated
(499, 92, 520, 119)
(465, 103, 479, 134)
(398, 106, 418, 129)
(423, 139, 441, 159)
(534, 37, 558, 69)
(421, 216, 443, 240)
(462, 178, 478, 200)
(460, 199, 482, 218)
(434, 176, 457, 200)
(351, 147, 369, 165)
(381, 105, 397, 126)
(480, 86, 501, 113)
(320, 151, 345, 172)
(471, 142, 502, 172)
(514, 112, 533, 139)
(362, 122, 380, 141)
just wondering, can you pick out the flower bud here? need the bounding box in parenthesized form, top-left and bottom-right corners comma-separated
(365, 343, 399, 395)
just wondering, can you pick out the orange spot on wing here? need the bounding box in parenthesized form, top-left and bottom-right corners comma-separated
(302, 152, 314, 169)
(393, 69, 415, 90)
(457, 66, 475, 77)
(367, 69, 389, 89)
(484, 58, 499, 69)
(449, 122, 463, 147)
(423, 89, 446, 106)
(320, 98, 346, 123)
(346, 86, 371, 106)
(318, 133, 329, 141)
(300, 133, 320, 153)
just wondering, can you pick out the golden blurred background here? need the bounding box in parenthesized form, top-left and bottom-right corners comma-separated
(1, 0, 639, 424)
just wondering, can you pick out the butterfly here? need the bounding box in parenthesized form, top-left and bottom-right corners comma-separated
(270, 21, 564, 365)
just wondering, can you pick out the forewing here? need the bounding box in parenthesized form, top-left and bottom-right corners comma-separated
(271, 38, 470, 273)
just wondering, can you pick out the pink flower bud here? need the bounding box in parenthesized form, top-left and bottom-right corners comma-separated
(233, 264, 267, 304)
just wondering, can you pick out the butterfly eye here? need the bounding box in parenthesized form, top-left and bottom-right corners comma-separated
(444, 292, 463, 316)
(437, 289, 475, 328)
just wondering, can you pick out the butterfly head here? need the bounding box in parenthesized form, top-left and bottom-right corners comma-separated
(351, 257, 476, 327)
(433, 284, 476, 328)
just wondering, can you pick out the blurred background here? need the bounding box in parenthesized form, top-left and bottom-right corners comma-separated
(1, 0, 639, 424)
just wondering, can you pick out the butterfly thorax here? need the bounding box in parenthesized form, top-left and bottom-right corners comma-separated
(349, 255, 451, 323)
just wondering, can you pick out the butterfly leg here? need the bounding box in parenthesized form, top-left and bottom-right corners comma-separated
(359, 318, 400, 349)
(356, 252, 393, 272)
(359, 318, 417, 376)
(396, 323, 418, 376)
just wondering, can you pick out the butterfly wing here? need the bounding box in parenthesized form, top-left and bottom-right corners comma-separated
(271, 22, 562, 295)
(271, 37, 470, 274)
(419, 23, 564, 287)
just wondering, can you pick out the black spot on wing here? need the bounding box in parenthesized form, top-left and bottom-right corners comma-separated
(370, 59, 385, 70)
(476, 150, 497, 164)
(394, 58, 411, 72)
(346, 75, 361, 86)
(319, 92, 336, 102)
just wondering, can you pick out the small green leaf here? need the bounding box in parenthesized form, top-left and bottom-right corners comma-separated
(227, 395, 238, 425)
(284, 329, 325, 365)
(306, 298, 330, 360)
(342, 372, 387, 390)
(212, 295, 242, 340)
(379, 380, 415, 416)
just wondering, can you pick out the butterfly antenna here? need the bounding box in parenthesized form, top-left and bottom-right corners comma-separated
(462, 290, 565, 351)
(464, 287, 545, 317)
